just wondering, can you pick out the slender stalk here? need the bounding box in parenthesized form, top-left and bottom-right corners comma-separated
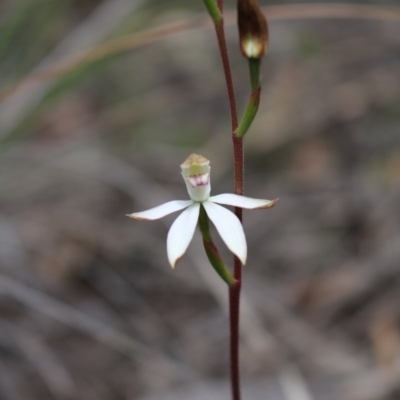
(235, 59, 262, 138)
(213, 2, 243, 400)
(214, 22, 238, 132)
(198, 205, 236, 287)
(229, 258, 242, 400)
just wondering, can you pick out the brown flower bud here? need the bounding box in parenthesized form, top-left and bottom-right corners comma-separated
(237, 0, 268, 58)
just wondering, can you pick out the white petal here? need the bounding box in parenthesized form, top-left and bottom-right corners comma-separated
(127, 200, 193, 221)
(167, 202, 200, 268)
(202, 201, 247, 265)
(209, 194, 278, 209)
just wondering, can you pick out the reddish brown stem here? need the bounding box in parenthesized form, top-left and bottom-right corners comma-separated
(229, 258, 242, 400)
(213, 2, 244, 400)
(215, 21, 238, 133)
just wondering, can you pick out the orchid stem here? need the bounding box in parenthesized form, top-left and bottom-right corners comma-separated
(207, 1, 243, 400)
(235, 59, 262, 138)
(198, 205, 236, 287)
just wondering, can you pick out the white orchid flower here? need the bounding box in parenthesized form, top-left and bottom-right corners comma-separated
(127, 154, 277, 268)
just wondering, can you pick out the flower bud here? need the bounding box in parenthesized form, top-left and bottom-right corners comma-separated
(181, 154, 211, 202)
(237, 0, 268, 59)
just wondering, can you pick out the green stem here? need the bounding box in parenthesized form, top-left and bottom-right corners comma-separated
(203, 0, 222, 24)
(235, 87, 260, 138)
(249, 58, 261, 91)
(235, 59, 262, 138)
(198, 205, 236, 287)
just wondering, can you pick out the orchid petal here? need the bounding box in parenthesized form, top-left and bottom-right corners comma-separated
(202, 201, 247, 265)
(209, 194, 278, 209)
(167, 202, 200, 268)
(127, 200, 193, 221)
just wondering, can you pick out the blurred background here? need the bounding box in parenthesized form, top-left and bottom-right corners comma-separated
(1, 0, 400, 399)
